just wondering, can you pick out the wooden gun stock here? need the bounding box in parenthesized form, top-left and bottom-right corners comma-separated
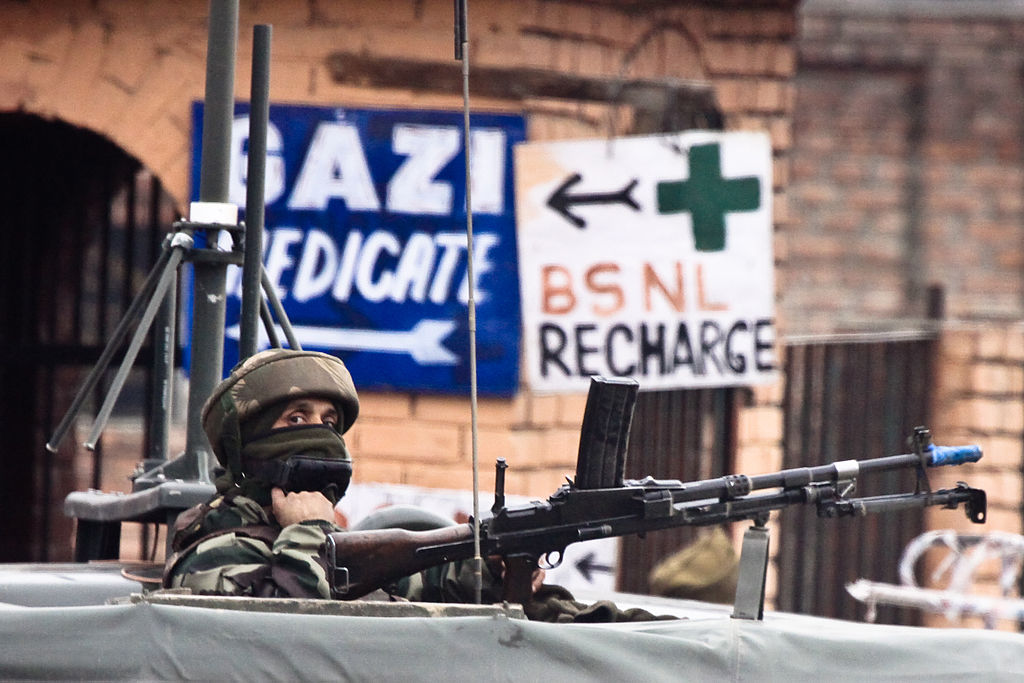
(326, 524, 475, 599)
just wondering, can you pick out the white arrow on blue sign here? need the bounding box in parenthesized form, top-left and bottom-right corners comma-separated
(225, 320, 458, 365)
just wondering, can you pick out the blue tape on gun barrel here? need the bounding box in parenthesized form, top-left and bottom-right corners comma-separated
(928, 444, 982, 466)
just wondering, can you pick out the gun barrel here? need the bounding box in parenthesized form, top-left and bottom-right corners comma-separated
(657, 445, 982, 505)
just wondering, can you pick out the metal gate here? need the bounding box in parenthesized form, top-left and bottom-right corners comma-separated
(618, 387, 737, 593)
(776, 333, 936, 625)
(0, 113, 178, 561)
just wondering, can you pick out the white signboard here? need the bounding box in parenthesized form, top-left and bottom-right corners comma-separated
(515, 131, 777, 392)
(338, 482, 619, 594)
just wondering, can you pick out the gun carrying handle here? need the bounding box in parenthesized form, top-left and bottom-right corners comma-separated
(501, 553, 539, 605)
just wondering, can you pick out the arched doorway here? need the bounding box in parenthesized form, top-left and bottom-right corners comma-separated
(0, 112, 180, 561)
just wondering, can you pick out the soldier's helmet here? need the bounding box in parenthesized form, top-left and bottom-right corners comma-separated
(202, 348, 360, 468)
(648, 526, 739, 604)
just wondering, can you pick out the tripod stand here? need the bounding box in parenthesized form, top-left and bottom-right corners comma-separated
(54, 213, 300, 561)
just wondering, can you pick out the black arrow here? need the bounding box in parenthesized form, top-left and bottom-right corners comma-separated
(547, 173, 641, 229)
(574, 551, 615, 582)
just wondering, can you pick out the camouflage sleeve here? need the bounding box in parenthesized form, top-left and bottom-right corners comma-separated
(165, 520, 339, 598)
(390, 558, 504, 604)
(523, 584, 678, 623)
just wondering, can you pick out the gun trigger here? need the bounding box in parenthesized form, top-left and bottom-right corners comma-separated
(539, 550, 563, 570)
(333, 567, 351, 597)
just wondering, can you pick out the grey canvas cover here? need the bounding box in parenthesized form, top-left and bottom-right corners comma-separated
(2, 596, 1023, 681)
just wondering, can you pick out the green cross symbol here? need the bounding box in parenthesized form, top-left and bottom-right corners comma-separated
(656, 143, 761, 252)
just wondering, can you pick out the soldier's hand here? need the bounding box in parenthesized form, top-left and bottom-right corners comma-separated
(532, 567, 546, 594)
(492, 556, 546, 595)
(271, 487, 335, 526)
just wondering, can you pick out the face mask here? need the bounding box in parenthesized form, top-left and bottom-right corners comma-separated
(239, 425, 353, 503)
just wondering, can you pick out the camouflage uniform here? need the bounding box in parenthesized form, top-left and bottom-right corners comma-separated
(164, 484, 501, 600)
(165, 488, 339, 597)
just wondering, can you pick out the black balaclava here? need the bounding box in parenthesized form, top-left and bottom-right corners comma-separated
(216, 399, 352, 506)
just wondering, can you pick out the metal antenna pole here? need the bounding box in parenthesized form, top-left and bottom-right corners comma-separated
(240, 24, 272, 360)
(259, 268, 301, 349)
(455, 0, 483, 605)
(183, 0, 238, 482)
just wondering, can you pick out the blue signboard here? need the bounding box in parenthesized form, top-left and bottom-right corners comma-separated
(188, 103, 525, 395)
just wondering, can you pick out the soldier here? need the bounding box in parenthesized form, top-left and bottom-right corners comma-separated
(163, 348, 360, 597)
(163, 348, 505, 601)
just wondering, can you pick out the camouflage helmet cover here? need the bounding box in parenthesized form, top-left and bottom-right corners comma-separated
(202, 349, 360, 465)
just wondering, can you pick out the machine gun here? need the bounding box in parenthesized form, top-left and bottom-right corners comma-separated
(326, 377, 987, 616)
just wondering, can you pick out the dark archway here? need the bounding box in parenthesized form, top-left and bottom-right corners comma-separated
(0, 113, 180, 561)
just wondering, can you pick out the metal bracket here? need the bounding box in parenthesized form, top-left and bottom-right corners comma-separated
(732, 518, 771, 620)
(324, 533, 351, 598)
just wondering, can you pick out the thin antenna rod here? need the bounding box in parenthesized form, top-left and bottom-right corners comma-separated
(240, 24, 272, 360)
(456, 0, 483, 606)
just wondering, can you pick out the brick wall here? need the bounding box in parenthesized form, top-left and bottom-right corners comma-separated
(925, 325, 1024, 628)
(1, 0, 798, 207)
(791, 1, 1024, 330)
(2, 0, 802, 578)
(929, 326, 1024, 531)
